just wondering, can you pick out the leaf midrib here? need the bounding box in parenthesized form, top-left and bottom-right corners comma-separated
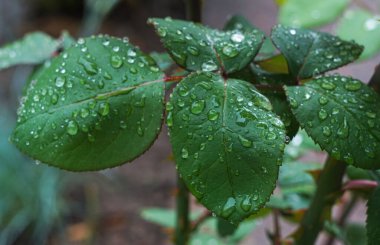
(17, 77, 164, 127)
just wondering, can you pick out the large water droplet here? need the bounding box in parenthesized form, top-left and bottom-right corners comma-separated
(201, 60, 218, 72)
(320, 81, 336, 90)
(66, 120, 78, 136)
(231, 32, 245, 43)
(318, 96, 329, 105)
(190, 100, 205, 114)
(318, 109, 328, 121)
(207, 109, 219, 121)
(221, 197, 236, 218)
(99, 102, 110, 116)
(238, 135, 252, 148)
(111, 55, 123, 68)
(240, 196, 252, 212)
(78, 57, 98, 75)
(344, 80, 362, 91)
(55, 76, 66, 88)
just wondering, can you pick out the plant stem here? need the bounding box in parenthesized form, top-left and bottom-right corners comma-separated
(324, 195, 358, 245)
(368, 64, 380, 94)
(273, 209, 281, 245)
(185, 0, 203, 23)
(295, 157, 347, 245)
(173, 2, 203, 244)
(175, 174, 190, 245)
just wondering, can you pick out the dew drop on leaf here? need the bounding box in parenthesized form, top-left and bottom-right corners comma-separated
(207, 109, 219, 121)
(344, 80, 362, 91)
(318, 109, 328, 121)
(238, 135, 252, 148)
(240, 196, 252, 212)
(190, 100, 205, 114)
(181, 147, 189, 159)
(66, 120, 78, 136)
(110, 55, 123, 68)
(221, 197, 236, 218)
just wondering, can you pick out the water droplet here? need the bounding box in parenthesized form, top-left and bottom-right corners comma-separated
(238, 135, 252, 148)
(322, 126, 331, 136)
(231, 32, 245, 43)
(289, 98, 298, 108)
(337, 117, 349, 138)
(157, 27, 167, 37)
(221, 197, 236, 218)
(207, 109, 219, 121)
(137, 126, 144, 136)
(320, 81, 336, 90)
(240, 196, 252, 212)
(78, 57, 98, 75)
(181, 148, 189, 159)
(166, 112, 173, 127)
(331, 147, 341, 159)
(366, 111, 376, 119)
(66, 120, 78, 136)
(319, 96, 329, 105)
(222, 45, 239, 57)
(343, 153, 354, 164)
(289, 29, 296, 35)
(201, 60, 218, 72)
(99, 102, 110, 116)
(344, 79, 362, 91)
(318, 109, 328, 121)
(187, 46, 199, 56)
(266, 132, 277, 140)
(55, 76, 66, 87)
(111, 55, 123, 68)
(120, 120, 127, 129)
(88, 133, 95, 142)
(80, 108, 89, 118)
(190, 100, 205, 114)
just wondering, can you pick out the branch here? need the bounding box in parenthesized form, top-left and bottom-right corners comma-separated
(294, 157, 347, 245)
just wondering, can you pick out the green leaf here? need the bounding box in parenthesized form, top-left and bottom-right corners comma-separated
(285, 75, 380, 169)
(223, 15, 276, 61)
(12, 36, 165, 171)
(279, 0, 349, 28)
(336, 9, 380, 60)
(148, 18, 264, 74)
(0, 32, 60, 70)
(140, 208, 202, 228)
(167, 72, 286, 223)
(217, 218, 238, 237)
(367, 187, 380, 245)
(271, 25, 363, 79)
(250, 65, 299, 139)
(150, 52, 174, 71)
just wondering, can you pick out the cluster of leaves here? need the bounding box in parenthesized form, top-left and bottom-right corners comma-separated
(277, 0, 380, 59)
(2, 14, 380, 241)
